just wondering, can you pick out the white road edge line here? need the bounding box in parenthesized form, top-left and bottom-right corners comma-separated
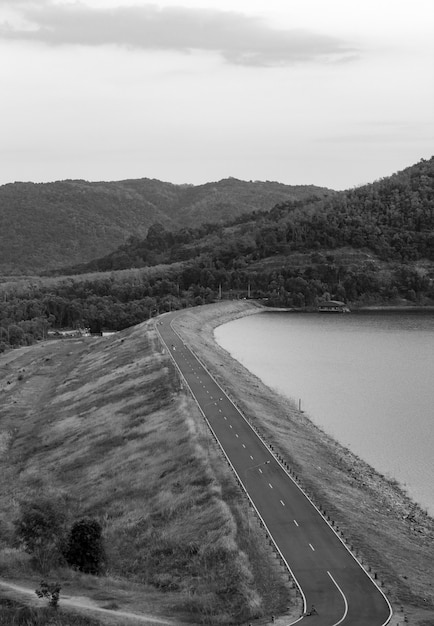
(327, 571, 348, 626)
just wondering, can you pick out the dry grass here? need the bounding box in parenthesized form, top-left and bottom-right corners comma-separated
(0, 318, 295, 625)
(174, 300, 434, 626)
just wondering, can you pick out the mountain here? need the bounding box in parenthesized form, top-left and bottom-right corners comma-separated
(0, 177, 331, 274)
(1, 157, 433, 349)
(66, 157, 434, 276)
(1, 158, 433, 348)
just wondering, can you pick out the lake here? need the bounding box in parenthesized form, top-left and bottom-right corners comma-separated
(215, 310, 434, 516)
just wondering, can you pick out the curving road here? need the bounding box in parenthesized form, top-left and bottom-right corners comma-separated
(156, 311, 392, 626)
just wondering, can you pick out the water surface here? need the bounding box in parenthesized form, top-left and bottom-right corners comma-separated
(215, 311, 434, 515)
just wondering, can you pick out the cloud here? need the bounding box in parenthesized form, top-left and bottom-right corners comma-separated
(0, 1, 357, 66)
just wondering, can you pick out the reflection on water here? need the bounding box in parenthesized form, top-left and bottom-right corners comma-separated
(215, 311, 434, 515)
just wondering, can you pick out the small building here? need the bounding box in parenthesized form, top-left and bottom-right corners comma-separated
(318, 300, 351, 313)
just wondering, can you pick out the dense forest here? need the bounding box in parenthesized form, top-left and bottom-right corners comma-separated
(0, 177, 330, 273)
(67, 157, 434, 273)
(0, 157, 433, 351)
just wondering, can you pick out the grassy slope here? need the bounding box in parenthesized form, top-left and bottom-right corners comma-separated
(174, 301, 434, 626)
(0, 320, 295, 625)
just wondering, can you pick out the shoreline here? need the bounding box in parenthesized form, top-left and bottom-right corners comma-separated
(173, 300, 434, 624)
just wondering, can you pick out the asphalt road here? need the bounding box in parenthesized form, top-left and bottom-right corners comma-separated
(156, 312, 392, 626)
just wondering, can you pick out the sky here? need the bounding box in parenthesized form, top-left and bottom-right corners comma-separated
(1, 0, 433, 190)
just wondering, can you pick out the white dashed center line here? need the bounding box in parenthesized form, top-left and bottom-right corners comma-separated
(280, 500, 285, 506)
(268, 483, 273, 489)
(294, 520, 299, 527)
(309, 543, 315, 552)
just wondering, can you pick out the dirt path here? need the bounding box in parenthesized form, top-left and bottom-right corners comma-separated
(0, 579, 177, 625)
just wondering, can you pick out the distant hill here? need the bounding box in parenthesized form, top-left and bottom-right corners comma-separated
(68, 157, 434, 276)
(0, 177, 331, 274)
(1, 158, 433, 348)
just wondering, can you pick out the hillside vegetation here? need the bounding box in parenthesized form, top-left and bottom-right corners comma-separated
(64, 156, 434, 274)
(0, 157, 433, 350)
(0, 177, 330, 274)
(0, 321, 294, 624)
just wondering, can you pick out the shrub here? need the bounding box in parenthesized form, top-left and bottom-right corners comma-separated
(64, 518, 105, 575)
(35, 579, 61, 609)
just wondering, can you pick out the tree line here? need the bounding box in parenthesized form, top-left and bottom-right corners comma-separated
(1, 253, 433, 350)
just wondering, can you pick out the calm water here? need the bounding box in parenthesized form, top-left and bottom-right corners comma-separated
(215, 311, 434, 516)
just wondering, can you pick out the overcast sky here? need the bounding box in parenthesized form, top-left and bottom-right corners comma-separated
(1, 0, 433, 190)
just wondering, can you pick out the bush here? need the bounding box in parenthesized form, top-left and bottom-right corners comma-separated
(64, 518, 105, 575)
(35, 580, 61, 609)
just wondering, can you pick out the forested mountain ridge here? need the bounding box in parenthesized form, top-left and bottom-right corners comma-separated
(67, 157, 434, 274)
(0, 177, 330, 274)
(1, 157, 433, 349)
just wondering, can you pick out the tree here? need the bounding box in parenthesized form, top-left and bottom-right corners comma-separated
(64, 518, 105, 575)
(7, 324, 24, 346)
(14, 498, 67, 573)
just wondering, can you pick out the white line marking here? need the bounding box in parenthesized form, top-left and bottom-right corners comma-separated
(235, 434, 239, 438)
(327, 571, 348, 626)
(269, 483, 273, 489)
(242, 444, 246, 448)
(224, 416, 227, 420)
(250, 455, 254, 460)
(294, 520, 299, 527)
(309, 543, 315, 551)
(280, 500, 285, 506)
(229, 424, 233, 429)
